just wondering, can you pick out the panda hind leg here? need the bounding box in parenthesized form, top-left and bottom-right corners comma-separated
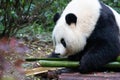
(78, 43, 119, 73)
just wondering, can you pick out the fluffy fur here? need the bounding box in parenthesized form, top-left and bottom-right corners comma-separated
(51, 0, 120, 73)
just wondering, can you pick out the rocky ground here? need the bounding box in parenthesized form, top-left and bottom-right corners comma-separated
(0, 33, 54, 80)
(24, 33, 54, 80)
(1, 33, 120, 80)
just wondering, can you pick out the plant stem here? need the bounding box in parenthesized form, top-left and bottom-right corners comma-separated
(105, 62, 120, 68)
(25, 58, 68, 61)
(116, 56, 120, 62)
(26, 56, 120, 68)
(26, 56, 120, 62)
(38, 60, 79, 68)
(39, 60, 120, 68)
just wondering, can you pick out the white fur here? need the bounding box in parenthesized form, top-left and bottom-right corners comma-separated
(52, 0, 101, 57)
(104, 5, 120, 28)
(106, 5, 120, 41)
(108, 6, 120, 36)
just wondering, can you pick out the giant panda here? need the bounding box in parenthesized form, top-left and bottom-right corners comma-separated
(50, 0, 120, 73)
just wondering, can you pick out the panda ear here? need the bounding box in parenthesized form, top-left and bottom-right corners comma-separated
(65, 13, 77, 25)
(53, 13, 60, 23)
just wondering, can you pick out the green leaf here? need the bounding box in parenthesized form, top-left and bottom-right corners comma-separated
(10, 0, 13, 2)
(22, 0, 25, 5)
(11, 11, 18, 18)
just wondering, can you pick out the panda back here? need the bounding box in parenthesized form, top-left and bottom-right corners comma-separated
(109, 6, 120, 33)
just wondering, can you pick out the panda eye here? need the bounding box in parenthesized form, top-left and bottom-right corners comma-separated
(61, 38, 66, 48)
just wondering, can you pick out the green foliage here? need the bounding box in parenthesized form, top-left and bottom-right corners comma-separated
(32, 0, 70, 31)
(0, 0, 70, 37)
(29, 0, 120, 34)
(16, 22, 45, 37)
(0, 0, 120, 37)
(101, 0, 120, 13)
(16, 0, 70, 37)
(0, 0, 34, 37)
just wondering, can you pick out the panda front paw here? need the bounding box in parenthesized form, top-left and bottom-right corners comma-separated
(78, 63, 89, 73)
(78, 57, 93, 73)
(79, 66, 91, 74)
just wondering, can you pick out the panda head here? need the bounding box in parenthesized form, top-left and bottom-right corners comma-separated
(52, 13, 87, 57)
(52, 0, 101, 57)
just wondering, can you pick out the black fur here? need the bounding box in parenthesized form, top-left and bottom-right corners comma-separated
(53, 13, 60, 23)
(68, 2, 120, 73)
(61, 38, 66, 48)
(65, 13, 77, 25)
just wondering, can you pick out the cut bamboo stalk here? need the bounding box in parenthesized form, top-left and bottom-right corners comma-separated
(25, 56, 120, 76)
(25, 61, 120, 76)
(25, 56, 120, 62)
(25, 58, 67, 61)
(38, 60, 79, 67)
(25, 67, 63, 76)
(38, 60, 120, 68)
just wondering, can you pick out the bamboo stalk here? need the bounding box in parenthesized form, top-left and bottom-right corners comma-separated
(25, 58, 67, 61)
(25, 61, 120, 76)
(26, 56, 120, 68)
(38, 60, 120, 68)
(25, 56, 120, 62)
(105, 62, 120, 68)
(116, 56, 120, 62)
(25, 56, 120, 76)
(38, 60, 79, 68)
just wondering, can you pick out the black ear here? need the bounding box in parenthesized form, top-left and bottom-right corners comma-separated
(65, 13, 77, 25)
(53, 13, 60, 23)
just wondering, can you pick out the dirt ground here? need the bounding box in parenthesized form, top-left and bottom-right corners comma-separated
(0, 33, 54, 80)
(1, 33, 120, 80)
(24, 33, 54, 80)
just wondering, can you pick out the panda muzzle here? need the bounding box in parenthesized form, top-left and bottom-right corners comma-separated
(47, 52, 60, 58)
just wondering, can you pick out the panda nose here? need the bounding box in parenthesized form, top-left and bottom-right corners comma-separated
(55, 53, 60, 56)
(48, 52, 60, 58)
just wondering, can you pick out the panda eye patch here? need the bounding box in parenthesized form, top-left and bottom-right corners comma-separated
(61, 38, 66, 48)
